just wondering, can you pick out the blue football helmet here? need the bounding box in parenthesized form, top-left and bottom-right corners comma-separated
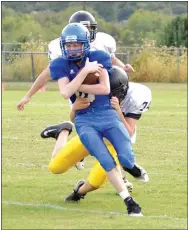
(60, 23, 90, 60)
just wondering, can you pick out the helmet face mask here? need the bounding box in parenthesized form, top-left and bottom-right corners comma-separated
(60, 23, 90, 60)
(112, 85, 128, 104)
(64, 43, 85, 60)
(69, 11, 97, 42)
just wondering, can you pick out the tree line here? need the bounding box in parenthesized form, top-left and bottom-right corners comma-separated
(2, 3, 188, 48)
(2, 1, 187, 21)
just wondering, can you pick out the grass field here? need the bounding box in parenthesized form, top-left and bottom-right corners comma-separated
(2, 82, 187, 229)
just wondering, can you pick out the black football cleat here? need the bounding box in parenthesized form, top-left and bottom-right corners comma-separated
(40, 121, 74, 140)
(124, 197, 143, 216)
(122, 164, 149, 182)
(64, 180, 85, 202)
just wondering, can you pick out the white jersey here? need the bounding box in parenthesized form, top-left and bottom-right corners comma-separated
(48, 32, 116, 61)
(90, 32, 116, 57)
(120, 82, 152, 143)
(48, 38, 61, 61)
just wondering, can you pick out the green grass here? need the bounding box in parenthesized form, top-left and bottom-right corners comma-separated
(2, 82, 187, 229)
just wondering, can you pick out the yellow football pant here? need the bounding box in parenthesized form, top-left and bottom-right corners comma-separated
(48, 135, 120, 188)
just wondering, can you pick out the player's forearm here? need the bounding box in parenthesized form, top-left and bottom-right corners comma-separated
(116, 108, 134, 137)
(61, 68, 88, 99)
(70, 110, 76, 123)
(79, 84, 110, 95)
(26, 67, 51, 98)
(111, 56, 125, 69)
(79, 69, 110, 95)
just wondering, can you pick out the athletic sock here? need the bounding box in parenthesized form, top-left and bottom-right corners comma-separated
(119, 189, 130, 200)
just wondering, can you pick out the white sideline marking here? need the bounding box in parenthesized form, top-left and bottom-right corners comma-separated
(16, 163, 47, 169)
(2, 201, 187, 221)
(2, 136, 54, 143)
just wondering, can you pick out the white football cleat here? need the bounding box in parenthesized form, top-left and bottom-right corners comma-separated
(129, 212, 143, 217)
(135, 164, 149, 182)
(75, 159, 85, 170)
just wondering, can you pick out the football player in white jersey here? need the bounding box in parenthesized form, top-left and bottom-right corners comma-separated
(64, 65, 152, 202)
(48, 11, 134, 72)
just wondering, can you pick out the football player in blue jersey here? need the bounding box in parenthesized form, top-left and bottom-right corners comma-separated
(48, 23, 142, 216)
(17, 22, 143, 216)
(39, 11, 148, 189)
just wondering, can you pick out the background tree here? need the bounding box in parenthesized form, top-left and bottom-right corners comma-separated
(2, 1, 187, 21)
(2, 2, 187, 47)
(162, 15, 188, 47)
(120, 10, 172, 46)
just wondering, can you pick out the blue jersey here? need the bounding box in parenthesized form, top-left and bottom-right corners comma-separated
(50, 50, 112, 113)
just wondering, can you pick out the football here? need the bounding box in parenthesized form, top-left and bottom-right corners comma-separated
(83, 72, 99, 85)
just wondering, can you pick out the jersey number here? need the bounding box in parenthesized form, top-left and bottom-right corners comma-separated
(140, 101, 151, 111)
(76, 92, 95, 102)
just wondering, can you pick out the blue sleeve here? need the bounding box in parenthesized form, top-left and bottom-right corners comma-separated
(49, 58, 68, 80)
(89, 51, 113, 98)
(90, 50, 112, 71)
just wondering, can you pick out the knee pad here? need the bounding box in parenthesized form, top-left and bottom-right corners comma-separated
(49, 157, 70, 174)
(88, 161, 108, 188)
(49, 135, 89, 174)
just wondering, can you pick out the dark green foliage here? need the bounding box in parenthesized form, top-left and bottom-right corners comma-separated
(2, 1, 187, 21)
(2, 2, 188, 47)
(162, 15, 188, 47)
(2, 1, 69, 13)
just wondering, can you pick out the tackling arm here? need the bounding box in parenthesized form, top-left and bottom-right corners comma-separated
(70, 110, 76, 123)
(26, 66, 51, 98)
(70, 98, 91, 122)
(17, 66, 51, 111)
(110, 97, 136, 137)
(116, 109, 137, 137)
(111, 56, 125, 69)
(111, 56, 135, 73)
